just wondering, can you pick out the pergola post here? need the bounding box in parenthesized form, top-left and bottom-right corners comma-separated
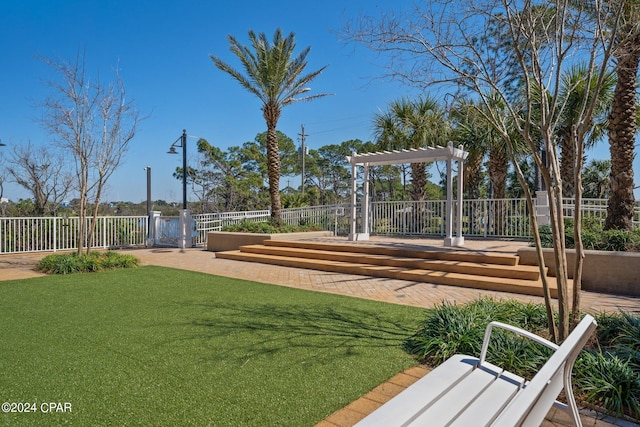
(444, 156, 454, 245)
(349, 158, 358, 240)
(361, 164, 370, 239)
(454, 150, 465, 246)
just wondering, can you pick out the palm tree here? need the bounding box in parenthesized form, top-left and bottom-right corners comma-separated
(595, 1, 640, 230)
(451, 96, 513, 234)
(211, 29, 329, 224)
(555, 64, 615, 197)
(373, 96, 448, 201)
(582, 159, 611, 199)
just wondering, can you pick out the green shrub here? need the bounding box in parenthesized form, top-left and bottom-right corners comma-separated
(535, 221, 640, 252)
(36, 251, 139, 274)
(406, 299, 640, 420)
(403, 298, 550, 370)
(613, 312, 640, 370)
(221, 219, 322, 233)
(581, 231, 599, 250)
(575, 351, 640, 420)
(594, 311, 629, 348)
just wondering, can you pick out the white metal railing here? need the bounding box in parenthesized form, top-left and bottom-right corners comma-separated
(562, 198, 640, 228)
(0, 216, 148, 254)
(2, 199, 639, 254)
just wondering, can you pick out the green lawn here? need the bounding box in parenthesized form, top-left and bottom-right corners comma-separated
(0, 266, 423, 426)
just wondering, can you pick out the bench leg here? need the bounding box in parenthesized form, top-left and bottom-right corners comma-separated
(563, 363, 582, 427)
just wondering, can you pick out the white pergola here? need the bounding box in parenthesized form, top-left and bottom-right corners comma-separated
(346, 142, 469, 247)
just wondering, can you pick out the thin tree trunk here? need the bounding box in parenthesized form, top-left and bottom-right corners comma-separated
(545, 143, 570, 341)
(508, 144, 557, 342)
(560, 134, 575, 198)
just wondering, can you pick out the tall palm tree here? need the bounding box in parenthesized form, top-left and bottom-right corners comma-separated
(211, 29, 329, 224)
(556, 64, 615, 197)
(582, 159, 612, 199)
(578, 0, 640, 230)
(606, 9, 640, 230)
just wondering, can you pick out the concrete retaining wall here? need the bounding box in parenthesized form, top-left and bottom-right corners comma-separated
(518, 247, 640, 296)
(206, 231, 334, 252)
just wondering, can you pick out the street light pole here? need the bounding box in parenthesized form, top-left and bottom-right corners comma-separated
(181, 129, 187, 210)
(167, 129, 191, 249)
(167, 129, 188, 210)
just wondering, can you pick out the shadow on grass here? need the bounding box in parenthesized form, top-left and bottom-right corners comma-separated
(175, 302, 420, 363)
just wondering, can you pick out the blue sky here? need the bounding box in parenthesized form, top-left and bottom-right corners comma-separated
(1, 0, 637, 204)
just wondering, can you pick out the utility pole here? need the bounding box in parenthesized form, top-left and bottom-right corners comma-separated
(298, 124, 308, 195)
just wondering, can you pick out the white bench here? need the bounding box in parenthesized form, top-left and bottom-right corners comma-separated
(355, 314, 597, 427)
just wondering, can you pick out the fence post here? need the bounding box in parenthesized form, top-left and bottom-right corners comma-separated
(535, 191, 550, 226)
(178, 209, 192, 249)
(52, 217, 57, 252)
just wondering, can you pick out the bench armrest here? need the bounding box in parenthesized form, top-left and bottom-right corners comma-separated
(479, 321, 559, 366)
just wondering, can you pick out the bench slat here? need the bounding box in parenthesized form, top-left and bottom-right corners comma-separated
(449, 368, 524, 426)
(354, 355, 476, 426)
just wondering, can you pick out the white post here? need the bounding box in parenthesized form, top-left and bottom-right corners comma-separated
(349, 160, 358, 241)
(53, 217, 57, 252)
(359, 164, 370, 240)
(444, 157, 454, 246)
(178, 209, 192, 249)
(535, 191, 550, 226)
(147, 211, 160, 247)
(453, 157, 465, 247)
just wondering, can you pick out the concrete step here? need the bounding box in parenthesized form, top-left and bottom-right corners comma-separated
(239, 244, 541, 281)
(263, 240, 520, 266)
(216, 250, 565, 298)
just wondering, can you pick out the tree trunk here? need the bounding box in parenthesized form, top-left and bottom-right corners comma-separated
(605, 43, 639, 231)
(409, 162, 427, 201)
(560, 133, 575, 198)
(489, 148, 508, 235)
(263, 104, 282, 225)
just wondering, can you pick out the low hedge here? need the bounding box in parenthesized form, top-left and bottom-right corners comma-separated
(221, 219, 322, 234)
(36, 251, 139, 274)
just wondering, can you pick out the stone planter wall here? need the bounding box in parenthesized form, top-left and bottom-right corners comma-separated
(518, 247, 640, 297)
(206, 231, 333, 252)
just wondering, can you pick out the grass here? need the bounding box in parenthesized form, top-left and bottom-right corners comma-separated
(0, 267, 423, 426)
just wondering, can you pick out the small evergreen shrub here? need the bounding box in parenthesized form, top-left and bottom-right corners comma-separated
(221, 219, 321, 233)
(574, 351, 640, 420)
(36, 251, 139, 274)
(405, 298, 640, 420)
(535, 219, 640, 251)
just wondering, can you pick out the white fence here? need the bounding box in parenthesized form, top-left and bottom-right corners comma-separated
(0, 216, 148, 254)
(1, 199, 638, 254)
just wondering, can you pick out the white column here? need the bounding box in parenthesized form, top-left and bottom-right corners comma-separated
(453, 158, 465, 247)
(349, 161, 358, 241)
(535, 191, 550, 226)
(444, 157, 454, 246)
(148, 211, 161, 247)
(359, 164, 370, 240)
(178, 209, 192, 249)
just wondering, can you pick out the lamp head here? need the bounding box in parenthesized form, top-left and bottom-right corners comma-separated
(167, 146, 178, 155)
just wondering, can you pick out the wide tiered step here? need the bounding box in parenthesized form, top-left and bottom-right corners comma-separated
(215, 240, 565, 298)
